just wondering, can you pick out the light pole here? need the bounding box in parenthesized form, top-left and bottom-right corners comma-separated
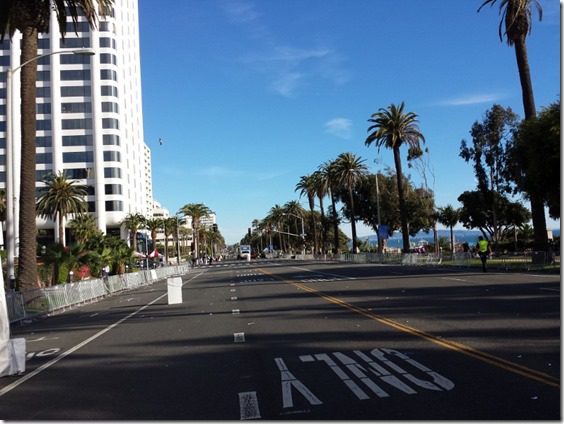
(5, 48, 95, 285)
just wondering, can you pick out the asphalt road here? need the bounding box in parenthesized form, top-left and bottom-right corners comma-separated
(1, 260, 560, 420)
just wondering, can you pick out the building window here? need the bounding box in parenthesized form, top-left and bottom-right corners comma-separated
(104, 167, 121, 178)
(100, 69, 117, 81)
(64, 168, 90, 179)
(35, 169, 51, 182)
(60, 37, 90, 48)
(0, 56, 10, 66)
(36, 119, 52, 131)
(105, 184, 122, 195)
(100, 53, 117, 65)
(36, 103, 51, 114)
(64, 21, 91, 33)
(105, 200, 123, 212)
(101, 85, 118, 97)
(36, 86, 51, 98)
(37, 71, 51, 81)
(102, 118, 119, 129)
(36, 152, 53, 164)
(103, 134, 120, 145)
(61, 102, 92, 113)
(62, 119, 92, 130)
(36, 136, 52, 147)
(101, 102, 119, 113)
(61, 69, 91, 81)
(60, 54, 91, 65)
(103, 151, 121, 162)
(63, 151, 94, 163)
(61, 85, 91, 97)
(62, 135, 93, 146)
(87, 201, 95, 212)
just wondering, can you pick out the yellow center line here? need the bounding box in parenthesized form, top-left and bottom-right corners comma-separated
(259, 268, 560, 389)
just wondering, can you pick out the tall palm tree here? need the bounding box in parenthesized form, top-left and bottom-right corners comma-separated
(267, 204, 285, 252)
(122, 213, 145, 253)
(295, 174, 318, 254)
(36, 171, 87, 247)
(365, 102, 425, 253)
(478, 0, 547, 253)
(145, 218, 163, 254)
(437, 205, 460, 256)
(179, 203, 211, 257)
(321, 160, 341, 254)
(312, 170, 328, 254)
(0, 1, 112, 290)
(332, 153, 368, 253)
(163, 217, 176, 264)
(284, 200, 306, 252)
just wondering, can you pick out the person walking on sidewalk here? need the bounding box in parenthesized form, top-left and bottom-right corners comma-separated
(476, 236, 491, 272)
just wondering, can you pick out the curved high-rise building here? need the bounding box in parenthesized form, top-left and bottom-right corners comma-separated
(0, 0, 152, 246)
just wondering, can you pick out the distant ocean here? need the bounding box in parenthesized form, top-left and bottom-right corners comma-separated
(361, 228, 560, 249)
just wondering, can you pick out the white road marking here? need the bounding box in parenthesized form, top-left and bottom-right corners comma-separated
(275, 357, 322, 408)
(232, 309, 241, 315)
(0, 271, 205, 398)
(239, 391, 261, 420)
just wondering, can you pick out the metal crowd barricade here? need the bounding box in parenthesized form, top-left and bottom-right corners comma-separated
(7, 263, 193, 323)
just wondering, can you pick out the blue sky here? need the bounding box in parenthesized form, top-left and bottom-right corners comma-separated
(138, 0, 560, 245)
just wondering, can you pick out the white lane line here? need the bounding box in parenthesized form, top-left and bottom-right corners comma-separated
(0, 271, 204, 398)
(239, 391, 261, 420)
(232, 309, 241, 315)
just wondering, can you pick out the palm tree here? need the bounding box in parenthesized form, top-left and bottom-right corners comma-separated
(122, 213, 146, 253)
(295, 174, 318, 253)
(478, 0, 547, 253)
(365, 102, 425, 253)
(311, 170, 328, 254)
(145, 218, 163, 254)
(36, 172, 87, 247)
(266, 204, 285, 252)
(0, 1, 112, 290)
(163, 217, 177, 264)
(179, 203, 211, 258)
(437, 205, 461, 256)
(284, 200, 306, 253)
(321, 160, 342, 254)
(68, 213, 102, 245)
(332, 153, 368, 253)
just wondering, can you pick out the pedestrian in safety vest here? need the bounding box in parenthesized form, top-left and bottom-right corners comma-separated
(476, 236, 491, 272)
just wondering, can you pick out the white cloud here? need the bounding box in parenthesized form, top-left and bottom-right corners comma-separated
(438, 93, 505, 106)
(271, 72, 303, 97)
(325, 118, 353, 140)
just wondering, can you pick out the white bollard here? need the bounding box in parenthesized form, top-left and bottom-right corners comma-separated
(167, 276, 183, 305)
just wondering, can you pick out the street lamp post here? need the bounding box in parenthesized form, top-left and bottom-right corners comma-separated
(5, 48, 95, 285)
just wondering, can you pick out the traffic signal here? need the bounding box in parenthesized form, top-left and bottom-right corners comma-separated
(212, 223, 218, 232)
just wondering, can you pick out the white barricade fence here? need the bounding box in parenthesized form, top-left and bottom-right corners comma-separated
(7, 263, 193, 323)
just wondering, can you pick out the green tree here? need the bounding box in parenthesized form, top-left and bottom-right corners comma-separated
(179, 203, 211, 257)
(478, 0, 546, 252)
(68, 213, 102, 245)
(331, 153, 368, 253)
(36, 171, 87, 246)
(459, 104, 518, 243)
(437, 205, 460, 255)
(0, 0, 112, 290)
(508, 101, 560, 219)
(163, 217, 177, 263)
(458, 190, 531, 244)
(365, 102, 425, 253)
